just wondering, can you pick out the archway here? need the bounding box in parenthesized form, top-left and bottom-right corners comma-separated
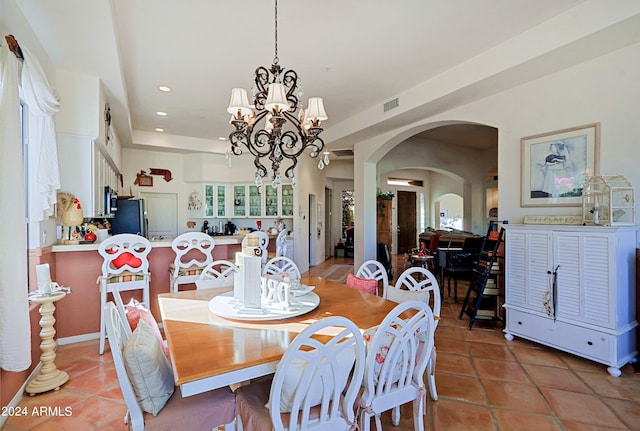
(353, 120, 498, 268)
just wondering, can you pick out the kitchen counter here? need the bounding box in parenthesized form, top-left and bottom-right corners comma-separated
(49, 232, 280, 341)
(51, 235, 250, 252)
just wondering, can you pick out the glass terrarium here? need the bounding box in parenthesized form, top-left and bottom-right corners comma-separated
(582, 175, 634, 226)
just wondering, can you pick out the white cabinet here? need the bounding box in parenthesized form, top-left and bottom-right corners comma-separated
(503, 224, 638, 376)
(187, 184, 227, 218)
(57, 134, 119, 218)
(231, 183, 293, 218)
(186, 182, 295, 220)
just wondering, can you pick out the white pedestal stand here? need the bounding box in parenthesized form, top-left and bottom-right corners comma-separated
(26, 291, 69, 396)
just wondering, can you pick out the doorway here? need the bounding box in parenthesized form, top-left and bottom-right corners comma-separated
(397, 190, 417, 254)
(324, 188, 332, 258)
(308, 194, 316, 266)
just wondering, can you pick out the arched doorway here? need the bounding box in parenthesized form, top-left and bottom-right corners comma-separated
(354, 121, 498, 267)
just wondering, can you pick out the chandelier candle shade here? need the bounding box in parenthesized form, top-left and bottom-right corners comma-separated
(226, 0, 329, 187)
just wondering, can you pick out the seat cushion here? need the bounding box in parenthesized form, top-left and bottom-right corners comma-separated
(125, 299, 168, 357)
(145, 385, 236, 430)
(386, 287, 429, 304)
(346, 273, 377, 295)
(169, 262, 204, 277)
(123, 320, 174, 416)
(106, 271, 146, 284)
(236, 379, 324, 431)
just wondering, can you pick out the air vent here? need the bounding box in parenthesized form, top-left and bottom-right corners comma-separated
(383, 98, 399, 112)
(332, 149, 354, 157)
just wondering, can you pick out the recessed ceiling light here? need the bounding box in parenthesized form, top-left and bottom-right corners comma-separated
(218, 137, 227, 141)
(158, 85, 171, 92)
(156, 111, 167, 116)
(155, 128, 164, 132)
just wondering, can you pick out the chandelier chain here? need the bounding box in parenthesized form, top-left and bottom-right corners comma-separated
(273, 0, 279, 65)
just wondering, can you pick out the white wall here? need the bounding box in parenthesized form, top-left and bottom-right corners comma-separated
(358, 42, 640, 252)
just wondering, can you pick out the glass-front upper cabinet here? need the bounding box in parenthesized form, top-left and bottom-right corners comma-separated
(281, 184, 294, 217)
(265, 185, 279, 217)
(249, 185, 262, 217)
(204, 185, 215, 217)
(193, 184, 227, 218)
(233, 185, 246, 217)
(216, 185, 226, 217)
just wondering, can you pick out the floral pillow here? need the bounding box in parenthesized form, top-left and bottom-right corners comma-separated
(363, 323, 421, 384)
(346, 273, 377, 295)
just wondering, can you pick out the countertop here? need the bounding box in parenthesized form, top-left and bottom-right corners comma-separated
(51, 235, 246, 252)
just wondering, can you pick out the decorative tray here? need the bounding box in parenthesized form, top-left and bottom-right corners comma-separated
(209, 291, 319, 321)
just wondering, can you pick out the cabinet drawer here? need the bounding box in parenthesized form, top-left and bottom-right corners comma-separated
(506, 309, 611, 363)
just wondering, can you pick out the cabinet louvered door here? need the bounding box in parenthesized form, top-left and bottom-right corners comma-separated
(554, 232, 613, 328)
(505, 229, 551, 314)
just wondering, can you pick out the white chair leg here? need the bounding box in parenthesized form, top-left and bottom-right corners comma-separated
(413, 397, 425, 431)
(391, 405, 401, 426)
(360, 410, 372, 431)
(235, 415, 243, 431)
(143, 281, 150, 308)
(99, 283, 107, 355)
(427, 348, 438, 400)
(427, 372, 438, 401)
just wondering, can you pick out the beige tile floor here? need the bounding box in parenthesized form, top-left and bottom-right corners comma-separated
(4, 256, 639, 430)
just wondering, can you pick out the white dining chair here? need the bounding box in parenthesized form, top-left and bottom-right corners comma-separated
(196, 259, 236, 289)
(389, 266, 441, 325)
(387, 266, 441, 402)
(262, 256, 301, 280)
(241, 231, 269, 264)
(275, 229, 288, 257)
(359, 300, 436, 431)
(235, 315, 366, 431)
(104, 302, 237, 431)
(268, 229, 289, 260)
(355, 259, 389, 297)
(98, 234, 151, 355)
(170, 232, 215, 292)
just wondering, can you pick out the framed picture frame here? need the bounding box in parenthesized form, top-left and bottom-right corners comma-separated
(136, 173, 153, 187)
(521, 123, 599, 207)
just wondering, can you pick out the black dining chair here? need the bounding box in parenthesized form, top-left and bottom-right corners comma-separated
(443, 237, 484, 302)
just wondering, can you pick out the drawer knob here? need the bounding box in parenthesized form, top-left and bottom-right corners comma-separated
(587, 341, 593, 346)
(517, 321, 522, 325)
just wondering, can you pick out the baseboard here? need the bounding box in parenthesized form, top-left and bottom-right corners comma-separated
(58, 332, 99, 345)
(58, 324, 163, 346)
(0, 362, 43, 429)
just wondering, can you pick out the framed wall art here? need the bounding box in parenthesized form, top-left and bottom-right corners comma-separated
(521, 123, 599, 207)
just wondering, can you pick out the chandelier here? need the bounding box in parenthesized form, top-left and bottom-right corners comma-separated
(226, 0, 329, 188)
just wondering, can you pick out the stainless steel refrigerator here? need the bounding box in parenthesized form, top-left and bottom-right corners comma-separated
(110, 199, 148, 237)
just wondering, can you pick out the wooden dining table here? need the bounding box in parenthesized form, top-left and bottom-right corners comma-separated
(158, 276, 399, 397)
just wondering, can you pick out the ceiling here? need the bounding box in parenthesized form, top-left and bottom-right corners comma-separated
(13, 0, 601, 154)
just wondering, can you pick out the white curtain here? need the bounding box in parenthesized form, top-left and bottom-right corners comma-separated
(20, 47, 61, 222)
(0, 45, 31, 371)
